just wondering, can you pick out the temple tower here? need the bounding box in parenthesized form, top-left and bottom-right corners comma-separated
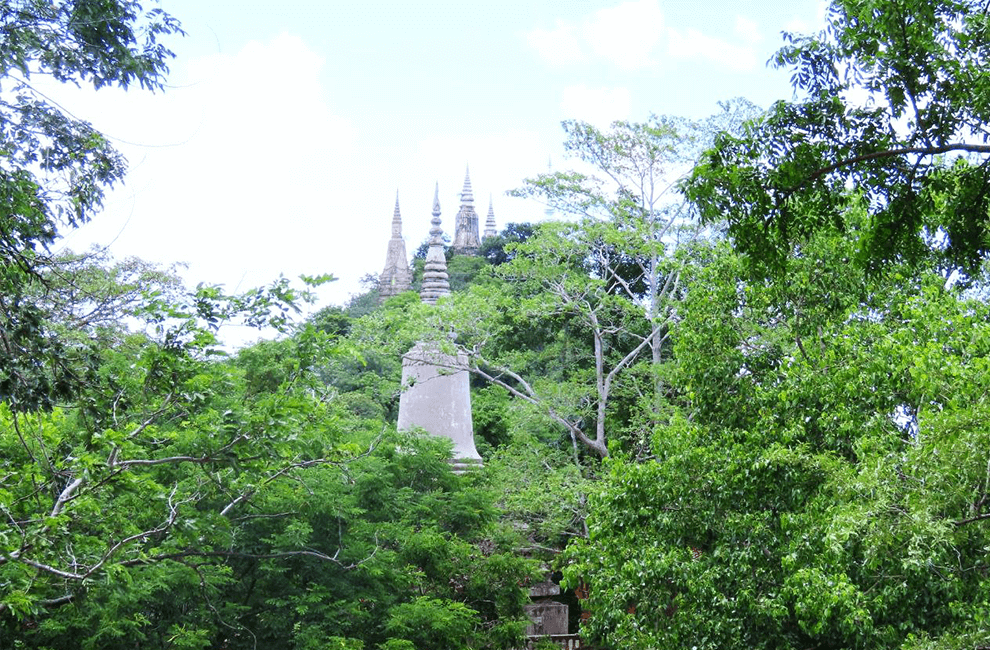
(483, 195, 497, 240)
(378, 192, 412, 301)
(451, 166, 482, 256)
(397, 183, 482, 471)
(419, 183, 451, 305)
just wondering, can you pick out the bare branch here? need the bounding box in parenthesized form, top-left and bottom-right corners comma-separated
(50, 477, 84, 518)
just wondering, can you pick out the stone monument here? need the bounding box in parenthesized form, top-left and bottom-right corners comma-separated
(419, 183, 451, 305)
(377, 192, 412, 301)
(451, 166, 482, 256)
(396, 183, 483, 471)
(483, 195, 498, 240)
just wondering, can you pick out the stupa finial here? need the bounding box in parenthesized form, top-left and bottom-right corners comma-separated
(461, 165, 474, 206)
(483, 194, 497, 240)
(421, 182, 451, 304)
(391, 190, 402, 237)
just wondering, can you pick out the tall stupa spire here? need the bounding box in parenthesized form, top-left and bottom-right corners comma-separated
(378, 190, 412, 301)
(483, 194, 497, 240)
(451, 165, 481, 256)
(420, 183, 451, 304)
(391, 191, 402, 236)
(461, 165, 474, 204)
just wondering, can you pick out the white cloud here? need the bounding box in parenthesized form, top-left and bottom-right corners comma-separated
(734, 16, 762, 44)
(583, 0, 665, 70)
(526, 21, 586, 66)
(526, 0, 665, 70)
(55, 33, 359, 316)
(527, 1, 769, 73)
(666, 27, 759, 72)
(560, 85, 631, 128)
(783, 0, 830, 35)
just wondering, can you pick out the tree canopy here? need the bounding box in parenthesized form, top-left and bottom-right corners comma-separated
(684, 0, 990, 280)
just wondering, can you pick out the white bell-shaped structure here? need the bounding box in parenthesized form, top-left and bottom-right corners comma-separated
(397, 341, 482, 471)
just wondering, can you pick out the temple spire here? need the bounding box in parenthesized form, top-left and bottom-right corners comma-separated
(461, 165, 474, 205)
(391, 190, 402, 237)
(451, 165, 481, 256)
(378, 190, 412, 301)
(483, 194, 497, 240)
(420, 182, 451, 304)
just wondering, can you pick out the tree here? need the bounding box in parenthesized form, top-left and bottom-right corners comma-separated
(441, 220, 661, 459)
(0, 1, 350, 631)
(684, 0, 990, 280)
(478, 222, 536, 266)
(564, 226, 990, 649)
(0, 0, 183, 411)
(431, 104, 759, 460)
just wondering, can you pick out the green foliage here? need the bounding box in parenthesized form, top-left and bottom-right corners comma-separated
(208, 432, 533, 650)
(446, 255, 489, 292)
(565, 229, 990, 649)
(385, 597, 478, 650)
(0, 3, 535, 649)
(684, 0, 990, 280)
(486, 436, 592, 550)
(0, 0, 183, 412)
(478, 222, 536, 266)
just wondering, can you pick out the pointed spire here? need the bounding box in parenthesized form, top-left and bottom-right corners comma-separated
(391, 190, 402, 237)
(452, 165, 481, 256)
(420, 182, 450, 304)
(460, 165, 474, 206)
(483, 194, 497, 240)
(378, 190, 412, 302)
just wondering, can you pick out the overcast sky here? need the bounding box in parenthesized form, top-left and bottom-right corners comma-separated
(51, 0, 826, 344)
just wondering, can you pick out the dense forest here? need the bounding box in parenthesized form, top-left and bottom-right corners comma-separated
(2, 0, 990, 649)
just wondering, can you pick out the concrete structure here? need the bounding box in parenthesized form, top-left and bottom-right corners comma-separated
(396, 341, 483, 470)
(420, 183, 451, 305)
(451, 167, 482, 256)
(521, 635, 583, 650)
(483, 195, 498, 240)
(378, 192, 412, 301)
(524, 601, 569, 637)
(524, 580, 570, 637)
(396, 183, 483, 471)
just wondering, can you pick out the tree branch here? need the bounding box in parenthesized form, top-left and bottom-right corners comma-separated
(953, 512, 990, 527)
(786, 142, 990, 193)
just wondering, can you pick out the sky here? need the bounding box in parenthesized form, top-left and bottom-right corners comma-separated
(49, 0, 827, 344)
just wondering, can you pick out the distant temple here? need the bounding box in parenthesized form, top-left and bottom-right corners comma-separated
(377, 192, 413, 299)
(451, 166, 482, 256)
(377, 166, 497, 302)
